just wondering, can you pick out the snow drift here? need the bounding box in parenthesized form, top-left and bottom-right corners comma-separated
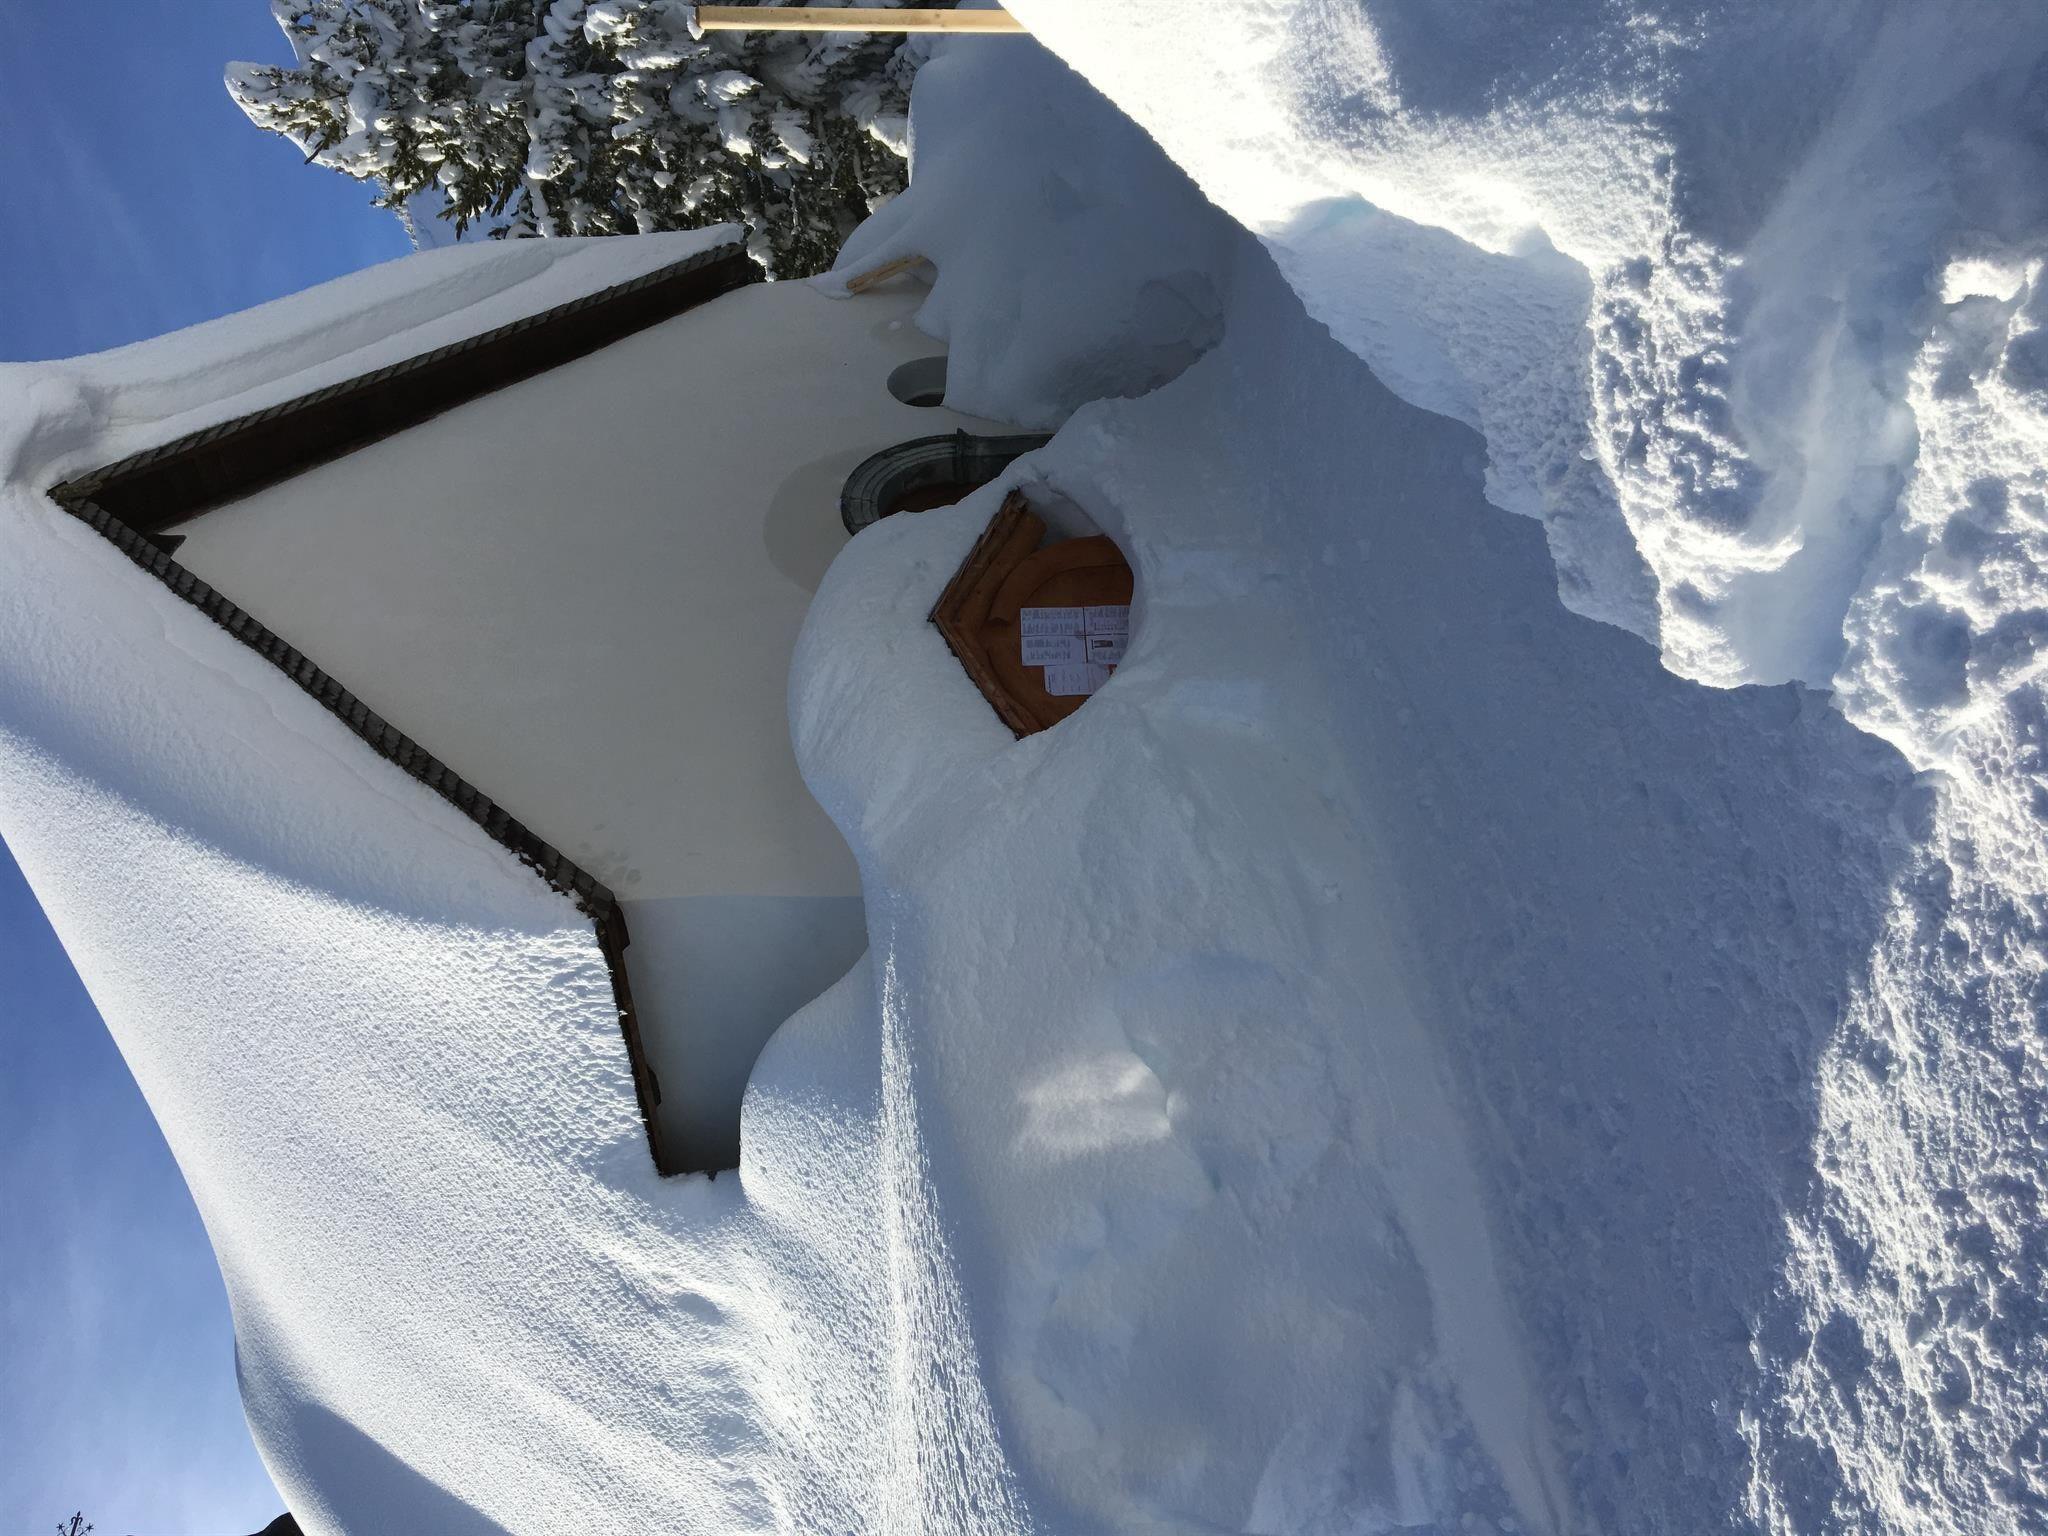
(1007, 0, 2048, 787)
(837, 23, 2048, 1533)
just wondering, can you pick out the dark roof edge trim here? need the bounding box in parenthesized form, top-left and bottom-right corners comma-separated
(58, 492, 675, 1173)
(53, 238, 761, 535)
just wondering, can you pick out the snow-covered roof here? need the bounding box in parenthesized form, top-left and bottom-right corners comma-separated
(4, 226, 741, 499)
(56, 235, 755, 544)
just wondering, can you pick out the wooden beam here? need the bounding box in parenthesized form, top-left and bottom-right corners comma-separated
(843, 252, 929, 294)
(695, 6, 1027, 33)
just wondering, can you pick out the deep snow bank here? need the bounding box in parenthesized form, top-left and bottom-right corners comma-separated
(812, 32, 2048, 1533)
(1006, 0, 2048, 782)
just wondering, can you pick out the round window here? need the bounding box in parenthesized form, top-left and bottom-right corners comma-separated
(888, 355, 949, 407)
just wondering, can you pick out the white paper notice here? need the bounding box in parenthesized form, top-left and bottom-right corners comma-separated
(1022, 633, 1086, 666)
(1085, 631, 1126, 665)
(1023, 604, 1127, 700)
(1084, 605, 1130, 638)
(1021, 606, 1086, 638)
(1044, 662, 1113, 697)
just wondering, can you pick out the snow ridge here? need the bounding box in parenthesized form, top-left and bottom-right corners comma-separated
(1008, 0, 2048, 786)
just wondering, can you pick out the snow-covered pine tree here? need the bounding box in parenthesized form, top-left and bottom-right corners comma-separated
(228, 0, 934, 275)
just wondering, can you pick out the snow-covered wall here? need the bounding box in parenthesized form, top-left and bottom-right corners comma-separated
(169, 275, 1007, 1169)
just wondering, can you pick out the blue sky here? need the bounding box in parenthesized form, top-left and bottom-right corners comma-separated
(0, 2, 407, 363)
(2, 3, 407, 1530)
(0, 849, 284, 1534)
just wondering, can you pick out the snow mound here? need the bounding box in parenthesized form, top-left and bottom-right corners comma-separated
(830, 44, 1236, 427)
(808, 33, 2048, 1533)
(1007, 0, 2048, 783)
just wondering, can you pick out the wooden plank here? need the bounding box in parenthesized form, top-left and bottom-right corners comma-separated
(696, 6, 1027, 33)
(985, 537, 1132, 732)
(930, 493, 1046, 738)
(844, 252, 929, 294)
(930, 498, 1135, 738)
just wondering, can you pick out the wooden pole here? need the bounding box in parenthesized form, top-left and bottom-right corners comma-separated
(695, 6, 1027, 33)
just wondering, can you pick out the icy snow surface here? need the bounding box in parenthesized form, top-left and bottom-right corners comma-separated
(4, 18, 2048, 1536)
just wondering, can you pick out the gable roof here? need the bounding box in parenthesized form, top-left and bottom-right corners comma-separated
(44, 236, 762, 1177)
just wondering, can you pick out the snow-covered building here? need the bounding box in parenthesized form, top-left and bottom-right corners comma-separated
(11, 15, 2048, 1532)
(29, 227, 1016, 1175)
